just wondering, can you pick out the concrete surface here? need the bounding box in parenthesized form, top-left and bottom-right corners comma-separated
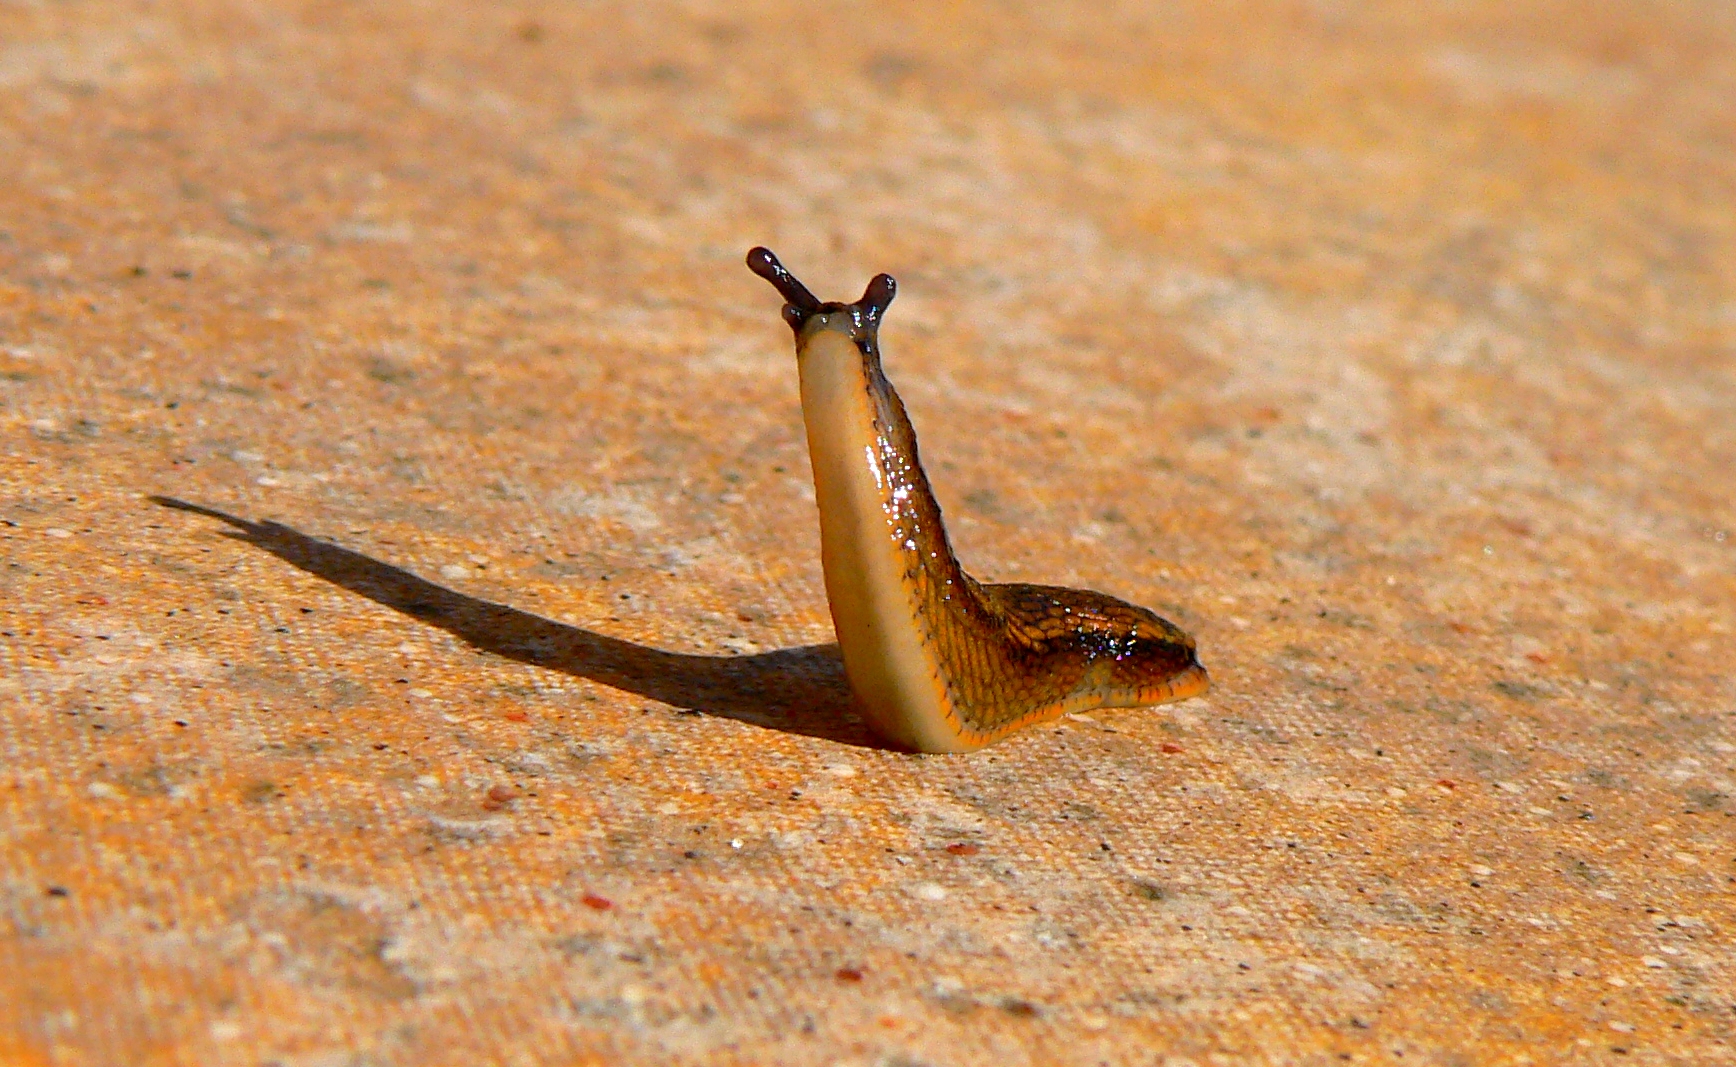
(2, 1, 1733, 1064)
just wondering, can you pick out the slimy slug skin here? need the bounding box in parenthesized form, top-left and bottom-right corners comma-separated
(747, 247, 1209, 753)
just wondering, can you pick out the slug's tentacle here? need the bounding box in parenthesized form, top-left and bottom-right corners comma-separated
(747, 246, 822, 332)
(748, 246, 1208, 752)
(749, 246, 896, 336)
(856, 272, 896, 322)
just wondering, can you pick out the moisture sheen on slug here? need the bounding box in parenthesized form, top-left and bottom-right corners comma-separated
(747, 246, 1209, 753)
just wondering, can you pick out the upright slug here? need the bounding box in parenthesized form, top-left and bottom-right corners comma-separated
(748, 247, 1209, 753)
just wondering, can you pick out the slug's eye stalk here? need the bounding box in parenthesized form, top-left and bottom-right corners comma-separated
(746, 246, 822, 332)
(747, 246, 897, 335)
(858, 273, 896, 323)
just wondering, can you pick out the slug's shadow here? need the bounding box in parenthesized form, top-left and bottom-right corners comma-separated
(151, 497, 883, 750)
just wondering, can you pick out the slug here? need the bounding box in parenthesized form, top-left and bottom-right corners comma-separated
(747, 247, 1209, 753)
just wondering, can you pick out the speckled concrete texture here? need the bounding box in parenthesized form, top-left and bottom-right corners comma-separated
(3, 2, 1733, 1064)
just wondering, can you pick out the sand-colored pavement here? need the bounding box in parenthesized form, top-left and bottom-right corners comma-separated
(2, 2, 1732, 1063)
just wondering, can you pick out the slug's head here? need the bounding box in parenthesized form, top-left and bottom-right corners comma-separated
(747, 246, 895, 351)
